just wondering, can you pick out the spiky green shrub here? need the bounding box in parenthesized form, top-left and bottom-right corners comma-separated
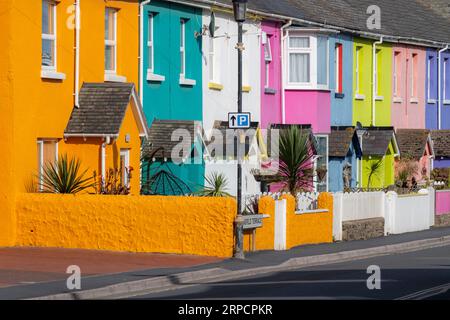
(275, 125, 315, 195)
(196, 172, 232, 197)
(40, 154, 95, 194)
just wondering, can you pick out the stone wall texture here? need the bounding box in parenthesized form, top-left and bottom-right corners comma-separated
(15, 194, 236, 258)
(435, 213, 450, 227)
(342, 217, 385, 241)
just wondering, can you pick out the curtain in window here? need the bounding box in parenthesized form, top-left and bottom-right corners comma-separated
(317, 36, 328, 85)
(289, 37, 309, 48)
(289, 53, 310, 83)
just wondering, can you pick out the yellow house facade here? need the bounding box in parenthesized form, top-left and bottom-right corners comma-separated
(0, 0, 145, 246)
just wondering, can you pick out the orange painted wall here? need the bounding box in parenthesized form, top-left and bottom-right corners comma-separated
(284, 194, 333, 250)
(244, 194, 334, 252)
(16, 194, 237, 257)
(244, 196, 275, 252)
(0, 2, 15, 245)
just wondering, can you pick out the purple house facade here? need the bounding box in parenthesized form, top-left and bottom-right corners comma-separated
(426, 48, 450, 130)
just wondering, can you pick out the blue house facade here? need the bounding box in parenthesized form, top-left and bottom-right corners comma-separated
(329, 34, 354, 127)
(426, 48, 450, 130)
(141, 0, 205, 194)
(328, 127, 362, 192)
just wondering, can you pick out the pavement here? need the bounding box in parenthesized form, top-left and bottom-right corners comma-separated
(1, 226, 450, 300)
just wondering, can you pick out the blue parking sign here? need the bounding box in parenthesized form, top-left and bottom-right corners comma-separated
(228, 112, 251, 129)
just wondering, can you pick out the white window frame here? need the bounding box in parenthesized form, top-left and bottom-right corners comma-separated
(427, 56, 433, 102)
(209, 34, 217, 82)
(444, 58, 449, 102)
(335, 43, 342, 93)
(313, 134, 329, 193)
(41, 0, 57, 71)
(180, 19, 186, 78)
(286, 33, 329, 90)
(37, 139, 58, 192)
(264, 32, 273, 89)
(287, 35, 313, 88)
(355, 46, 360, 93)
(105, 8, 118, 74)
(147, 13, 154, 73)
(120, 149, 130, 187)
(411, 53, 418, 100)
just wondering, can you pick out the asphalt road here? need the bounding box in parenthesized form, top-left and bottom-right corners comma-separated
(130, 244, 450, 300)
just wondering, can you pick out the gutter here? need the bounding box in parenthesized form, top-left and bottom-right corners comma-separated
(280, 20, 292, 124)
(438, 45, 449, 130)
(139, 0, 152, 103)
(372, 36, 383, 126)
(74, 0, 80, 107)
(101, 136, 113, 187)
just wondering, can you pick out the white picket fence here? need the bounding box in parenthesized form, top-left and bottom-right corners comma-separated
(333, 188, 435, 241)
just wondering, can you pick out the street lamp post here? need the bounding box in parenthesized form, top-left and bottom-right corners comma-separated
(232, 0, 247, 260)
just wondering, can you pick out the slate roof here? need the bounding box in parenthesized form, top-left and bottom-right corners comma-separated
(143, 120, 202, 160)
(65, 83, 144, 136)
(431, 130, 450, 158)
(329, 127, 360, 158)
(358, 127, 397, 156)
(396, 129, 431, 159)
(210, 0, 450, 44)
(206, 120, 260, 158)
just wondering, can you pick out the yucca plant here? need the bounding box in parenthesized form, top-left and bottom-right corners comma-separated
(196, 172, 232, 197)
(275, 125, 315, 196)
(39, 154, 95, 194)
(367, 159, 383, 189)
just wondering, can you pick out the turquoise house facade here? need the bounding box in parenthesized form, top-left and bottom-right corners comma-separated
(141, 0, 204, 194)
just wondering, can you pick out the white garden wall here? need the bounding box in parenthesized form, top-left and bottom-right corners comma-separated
(333, 188, 435, 240)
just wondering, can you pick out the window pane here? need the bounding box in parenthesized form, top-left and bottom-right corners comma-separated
(105, 9, 115, 41)
(289, 37, 309, 48)
(289, 53, 310, 83)
(264, 38, 272, 61)
(317, 36, 328, 85)
(148, 44, 153, 70)
(105, 45, 115, 71)
(42, 1, 53, 35)
(180, 20, 185, 47)
(180, 51, 185, 75)
(148, 15, 153, 42)
(42, 39, 55, 66)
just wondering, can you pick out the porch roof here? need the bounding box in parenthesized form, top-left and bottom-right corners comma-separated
(396, 129, 433, 159)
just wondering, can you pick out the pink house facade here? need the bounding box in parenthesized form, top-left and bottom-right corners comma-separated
(391, 45, 426, 129)
(260, 21, 282, 129)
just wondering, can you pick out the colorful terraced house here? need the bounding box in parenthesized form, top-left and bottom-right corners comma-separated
(139, 0, 205, 194)
(0, 0, 148, 245)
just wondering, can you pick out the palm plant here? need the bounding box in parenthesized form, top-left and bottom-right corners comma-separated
(275, 126, 315, 196)
(367, 159, 383, 189)
(40, 154, 95, 194)
(196, 172, 232, 197)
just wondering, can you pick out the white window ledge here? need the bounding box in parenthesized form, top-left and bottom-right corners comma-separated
(146, 70, 165, 82)
(444, 100, 450, 105)
(179, 76, 196, 86)
(41, 70, 66, 80)
(393, 97, 403, 103)
(104, 73, 127, 83)
(427, 99, 437, 104)
(355, 93, 365, 100)
(410, 97, 419, 104)
(375, 95, 384, 101)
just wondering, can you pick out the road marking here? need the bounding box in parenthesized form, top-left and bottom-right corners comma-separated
(396, 282, 450, 300)
(198, 279, 396, 286)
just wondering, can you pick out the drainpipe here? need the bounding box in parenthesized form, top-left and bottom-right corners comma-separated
(74, 0, 80, 107)
(139, 0, 152, 103)
(372, 36, 383, 126)
(280, 20, 292, 124)
(101, 136, 112, 186)
(438, 45, 449, 130)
